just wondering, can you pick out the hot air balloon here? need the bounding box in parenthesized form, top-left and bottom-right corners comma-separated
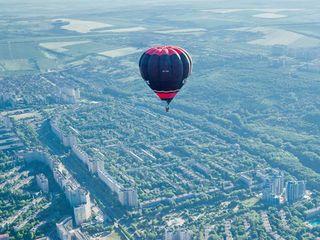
(139, 46, 192, 112)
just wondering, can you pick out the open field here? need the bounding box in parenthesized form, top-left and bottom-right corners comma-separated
(98, 27, 146, 33)
(154, 28, 207, 34)
(11, 111, 41, 121)
(39, 41, 90, 53)
(53, 18, 113, 33)
(0, 42, 42, 60)
(167, 217, 185, 227)
(0, 59, 35, 71)
(253, 13, 287, 19)
(202, 8, 302, 14)
(105, 232, 121, 240)
(230, 27, 320, 47)
(99, 47, 141, 58)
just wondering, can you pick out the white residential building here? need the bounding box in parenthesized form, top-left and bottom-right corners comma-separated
(36, 173, 49, 193)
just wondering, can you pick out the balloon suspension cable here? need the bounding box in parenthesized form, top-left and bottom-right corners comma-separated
(165, 101, 170, 112)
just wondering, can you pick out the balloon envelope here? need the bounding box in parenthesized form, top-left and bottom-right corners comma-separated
(139, 46, 192, 105)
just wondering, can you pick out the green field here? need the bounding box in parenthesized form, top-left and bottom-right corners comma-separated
(0, 59, 35, 71)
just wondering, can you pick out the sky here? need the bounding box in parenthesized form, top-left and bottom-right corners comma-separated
(1, 0, 319, 17)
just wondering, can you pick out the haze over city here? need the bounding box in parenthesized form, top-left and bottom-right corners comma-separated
(0, 0, 320, 239)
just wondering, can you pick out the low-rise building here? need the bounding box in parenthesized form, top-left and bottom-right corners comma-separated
(222, 181, 234, 191)
(56, 216, 89, 240)
(0, 234, 9, 240)
(59, 87, 80, 104)
(74, 203, 91, 226)
(305, 207, 320, 220)
(165, 228, 193, 240)
(56, 217, 73, 240)
(240, 174, 253, 188)
(0, 116, 13, 129)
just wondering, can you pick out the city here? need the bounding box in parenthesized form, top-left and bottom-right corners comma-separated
(1, 0, 320, 239)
